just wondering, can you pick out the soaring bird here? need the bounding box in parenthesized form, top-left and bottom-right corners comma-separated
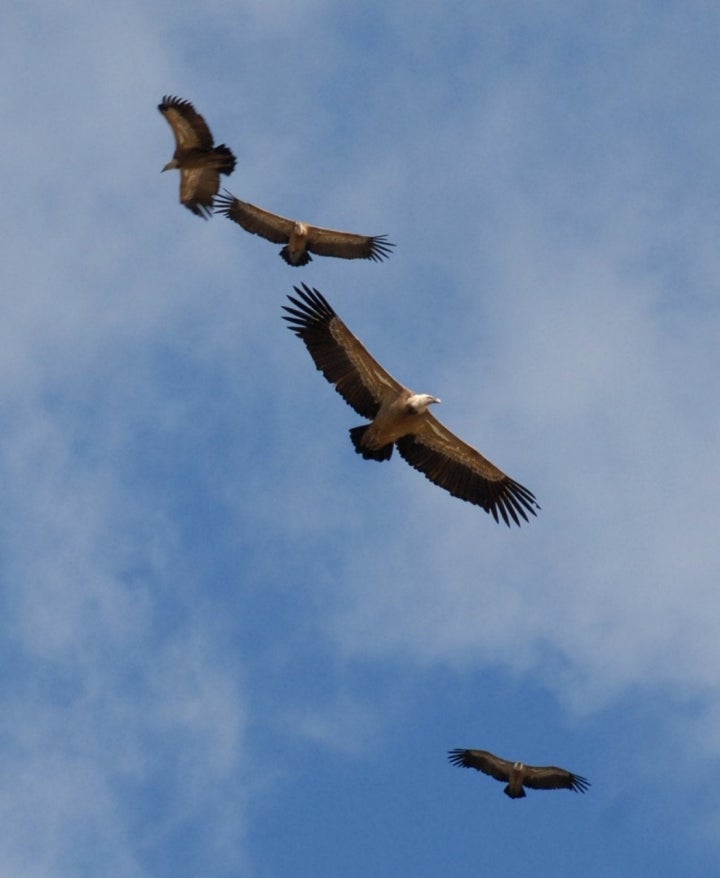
(448, 749, 590, 798)
(158, 96, 236, 218)
(215, 190, 394, 266)
(282, 284, 539, 526)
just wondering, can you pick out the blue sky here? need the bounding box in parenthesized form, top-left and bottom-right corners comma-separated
(3, 1, 720, 876)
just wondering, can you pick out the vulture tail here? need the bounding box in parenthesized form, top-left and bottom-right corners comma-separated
(213, 145, 237, 175)
(503, 785, 526, 799)
(349, 426, 393, 461)
(280, 246, 312, 267)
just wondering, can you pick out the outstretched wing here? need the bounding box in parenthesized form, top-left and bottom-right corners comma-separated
(215, 192, 294, 244)
(306, 226, 395, 262)
(447, 749, 512, 783)
(181, 168, 222, 219)
(396, 415, 539, 526)
(523, 765, 591, 793)
(282, 284, 406, 420)
(158, 95, 213, 151)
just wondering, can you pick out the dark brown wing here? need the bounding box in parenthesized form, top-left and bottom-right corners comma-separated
(282, 284, 406, 420)
(396, 414, 539, 526)
(522, 765, 591, 793)
(306, 226, 395, 262)
(214, 192, 294, 244)
(181, 168, 222, 219)
(158, 96, 213, 151)
(448, 749, 512, 784)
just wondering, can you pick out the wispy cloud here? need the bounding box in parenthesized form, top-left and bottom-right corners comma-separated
(3, 1, 720, 876)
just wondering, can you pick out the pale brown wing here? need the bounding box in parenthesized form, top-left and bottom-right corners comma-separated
(158, 96, 213, 151)
(448, 749, 512, 784)
(396, 413, 539, 526)
(181, 167, 221, 219)
(214, 192, 294, 244)
(523, 766, 591, 793)
(282, 284, 406, 420)
(306, 226, 395, 262)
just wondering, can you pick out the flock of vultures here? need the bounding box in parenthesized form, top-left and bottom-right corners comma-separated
(159, 95, 590, 801)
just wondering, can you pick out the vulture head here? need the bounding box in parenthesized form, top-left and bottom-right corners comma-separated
(407, 393, 441, 414)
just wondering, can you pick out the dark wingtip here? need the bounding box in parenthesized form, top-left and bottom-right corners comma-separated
(447, 749, 469, 767)
(293, 283, 333, 311)
(159, 94, 190, 113)
(495, 479, 540, 527)
(571, 775, 591, 794)
(369, 235, 396, 262)
(213, 188, 236, 217)
(282, 284, 336, 334)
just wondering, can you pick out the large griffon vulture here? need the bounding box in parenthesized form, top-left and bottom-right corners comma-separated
(215, 190, 394, 266)
(283, 284, 539, 526)
(448, 749, 590, 798)
(158, 96, 236, 218)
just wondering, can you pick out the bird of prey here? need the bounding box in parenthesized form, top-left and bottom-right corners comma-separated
(215, 190, 394, 266)
(282, 284, 539, 526)
(158, 96, 236, 218)
(448, 749, 590, 798)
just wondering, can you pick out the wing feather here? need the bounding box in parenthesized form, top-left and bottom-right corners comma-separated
(522, 766, 591, 793)
(158, 95, 213, 150)
(181, 168, 221, 218)
(396, 414, 539, 526)
(447, 749, 512, 783)
(282, 284, 405, 420)
(215, 192, 295, 244)
(306, 227, 395, 262)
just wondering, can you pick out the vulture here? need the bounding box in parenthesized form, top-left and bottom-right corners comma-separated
(448, 749, 590, 799)
(282, 284, 539, 526)
(215, 190, 394, 266)
(158, 96, 236, 218)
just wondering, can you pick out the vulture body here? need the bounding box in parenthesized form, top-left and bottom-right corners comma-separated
(282, 284, 539, 526)
(448, 749, 590, 798)
(215, 190, 394, 266)
(158, 96, 236, 218)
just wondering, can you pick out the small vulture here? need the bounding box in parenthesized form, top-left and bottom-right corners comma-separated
(215, 190, 394, 266)
(282, 284, 539, 526)
(158, 96, 236, 218)
(448, 749, 590, 799)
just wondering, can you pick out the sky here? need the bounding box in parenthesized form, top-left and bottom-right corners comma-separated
(2, 1, 720, 876)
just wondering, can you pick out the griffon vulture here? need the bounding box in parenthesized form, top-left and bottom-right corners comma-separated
(215, 190, 394, 266)
(282, 284, 539, 526)
(158, 96, 236, 218)
(448, 749, 590, 798)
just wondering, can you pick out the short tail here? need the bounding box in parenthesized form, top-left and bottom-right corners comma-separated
(503, 785, 526, 799)
(214, 144, 237, 176)
(349, 425, 393, 461)
(280, 246, 312, 267)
